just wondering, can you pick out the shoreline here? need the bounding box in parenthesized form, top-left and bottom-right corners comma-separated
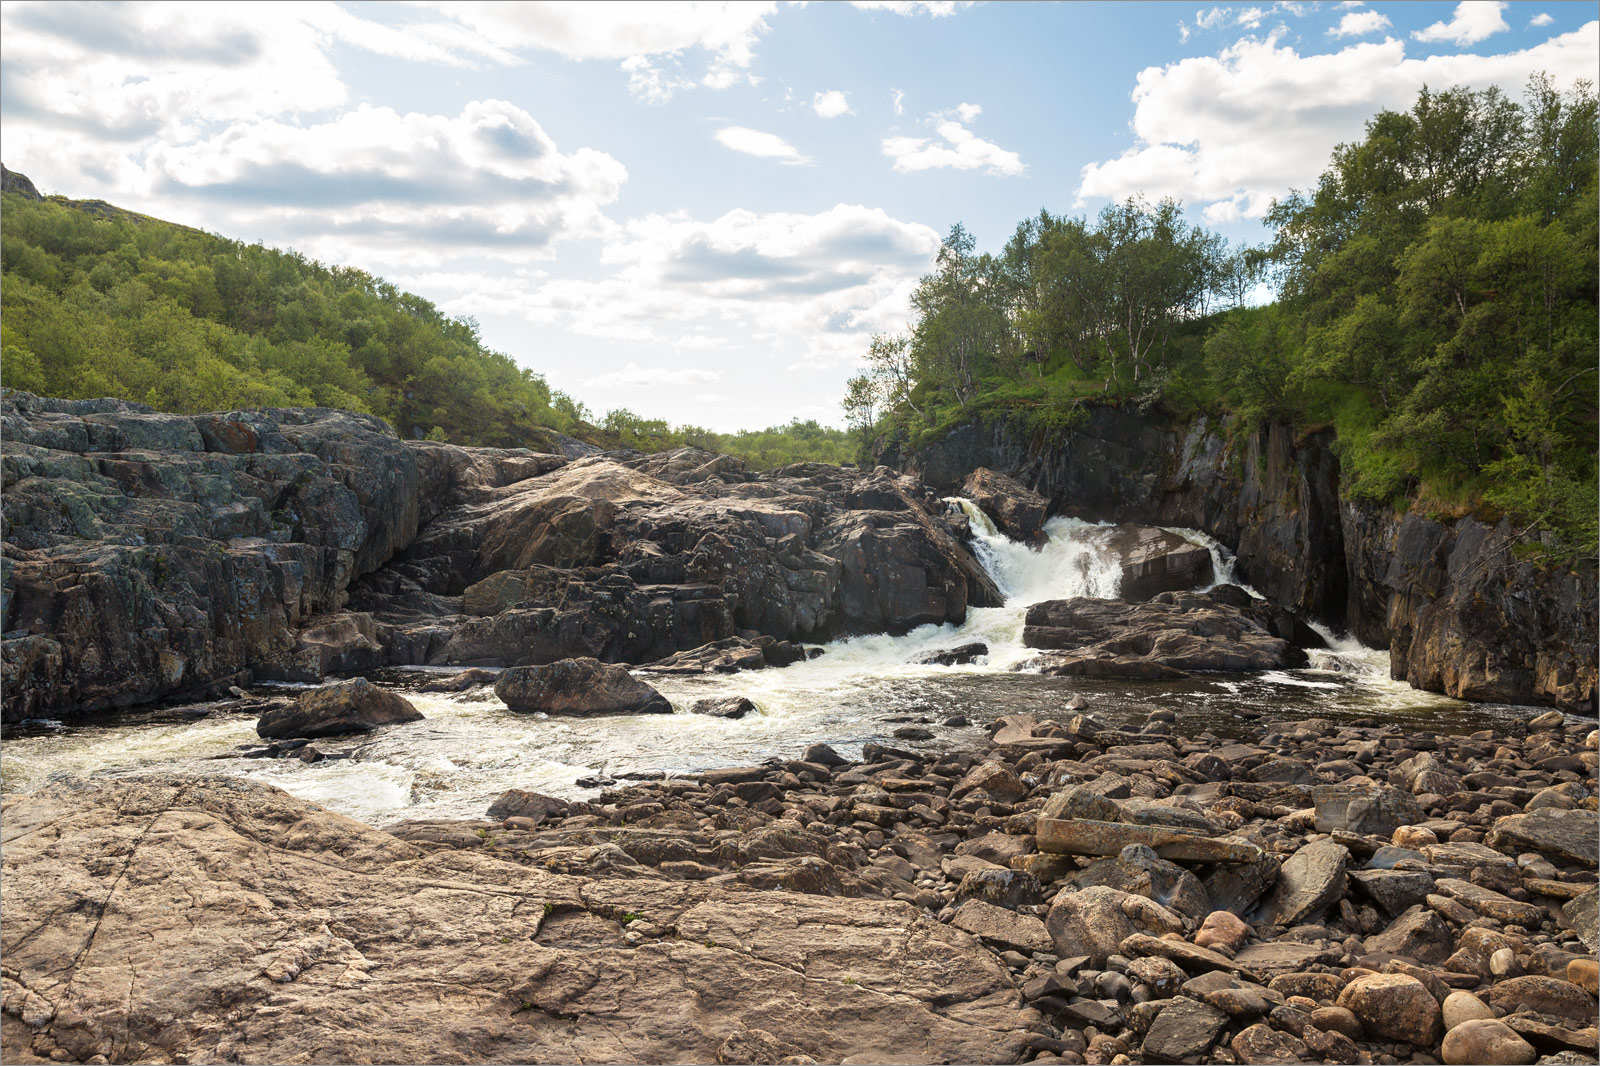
(4, 705, 1596, 1065)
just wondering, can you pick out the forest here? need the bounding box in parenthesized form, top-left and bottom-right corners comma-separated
(845, 76, 1598, 557)
(0, 180, 849, 467)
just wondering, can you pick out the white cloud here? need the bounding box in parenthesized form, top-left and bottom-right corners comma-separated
(1530, 12, 1554, 27)
(882, 107, 1023, 176)
(848, 1, 970, 14)
(1236, 7, 1266, 29)
(1329, 9, 1391, 36)
(891, 88, 906, 115)
(1195, 7, 1232, 31)
(714, 126, 811, 164)
(584, 362, 721, 389)
(813, 90, 853, 118)
(1076, 21, 1599, 218)
(1414, 1, 1510, 46)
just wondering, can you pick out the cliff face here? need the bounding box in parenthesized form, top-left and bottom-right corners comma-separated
(902, 409, 1596, 712)
(1, 393, 999, 722)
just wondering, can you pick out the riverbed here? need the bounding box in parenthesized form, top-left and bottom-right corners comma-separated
(0, 502, 1546, 825)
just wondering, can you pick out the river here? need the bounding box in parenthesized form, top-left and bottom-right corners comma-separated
(0, 500, 1540, 825)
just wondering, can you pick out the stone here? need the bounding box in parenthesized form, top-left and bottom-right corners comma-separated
(1568, 958, 1598, 996)
(1337, 973, 1443, 1046)
(1127, 956, 1188, 996)
(1041, 786, 1123, 823)
(1442, 991, 1496, 1031)
(1140, 997, 1229, 1062)
(958, 468, 1048, 543)
(1312, 783, 1425, 837)
(1045, 886, 1184, 963)
(1349, 868, 1435, 915)
(949, 899, 1053, 954)
(1440, 1019, 1537, 1066)
(1308, 1005, 1363, 1039)
(1486, 809, 1599, 868)
(1563, 887, 1598, 952)
(1364, 904, 1452, 965)
(486, 789, 567, 824)
(256, 678, 423, 739)
(951, 762, 1028, 804)
(1203, 846, 1281, 916)
(1120, 933, 1260, 980)
(1230, 941, 1342, 976)
(1073, 844, 1211, 921)
(691, 697, 757, 719)
(1256, 839, 1348, 926)
(1037, 818, 1263, 864)
(956, 868, 1042, 911)
(0, 775, 1037, 1066)
(495, 658, 672, 715)
(1481, 976, 1596, 1026)
(1230, 1022, 1310, 1065)
(1107, 525, 1215, 601)
(911, 642, 989, 667)
(1194, 910, 1250, 952)
(1435, 877, 1548, 926)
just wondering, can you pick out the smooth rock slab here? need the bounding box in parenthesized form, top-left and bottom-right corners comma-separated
(1256, 839, 1348, 926)
(0, 775, 1037, 1066)
(1036, 817, 1263, 863)
(949, 899, 1053, 954)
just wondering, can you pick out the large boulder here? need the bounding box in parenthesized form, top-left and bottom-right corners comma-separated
(256, 678, 423, 739)
(1486, 808, 1599, 868)
(958, 468, 1048, 543)
(1311, 783, 1425, 838)
(1045, 885, 1184, 963)
(1256, 839, 1347, 926)
(494, 658, 672, 716)
(1107, 526, 1214, 600)
(1021, 590, 1310, 676)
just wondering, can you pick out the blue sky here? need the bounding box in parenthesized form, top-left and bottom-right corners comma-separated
(2, 1, 1595, 430)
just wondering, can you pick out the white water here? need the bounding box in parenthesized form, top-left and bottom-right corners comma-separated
(3, 500, 1501, 823)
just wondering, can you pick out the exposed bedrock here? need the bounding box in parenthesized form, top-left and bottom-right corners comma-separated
(901, 408, 1596, 711)
(1, 393, 999, 720)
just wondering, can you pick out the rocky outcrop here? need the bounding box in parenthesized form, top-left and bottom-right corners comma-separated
(2, 393, 998, 720)
(960, 468, 1047, 542)
(1019, 587, 1313, 678)
(1106, 526, 1214, 601)
(0, 775, 1037, 1065)
(901, 408, 1597, 711)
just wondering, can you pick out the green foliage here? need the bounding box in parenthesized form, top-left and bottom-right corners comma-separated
(591, 408, 855, 469)
(853, 75, 1597, 558)
(0, 192, 585, 447)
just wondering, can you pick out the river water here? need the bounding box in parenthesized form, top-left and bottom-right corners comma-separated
(0, 501, 1540, 825)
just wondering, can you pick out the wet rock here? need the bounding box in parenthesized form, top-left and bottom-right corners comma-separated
(1109, 526, 1215, 602)
(1023, 593, 1306, 675)
(256, 678, 424, 739)
(958, 468, 1047, 543)
(802, 743, 848, 768)
(1487, 809, 1599, 868)
(1257, 839, 1347, 926)
(1311, 783, 1425, 837)
(418, 667, 500, 692)
(494, 658, 672, 715)
(911, 642, 989, 666)
(486, 789, 567, 824)
(642, 638, 768, 675)
(1440, 1019, 1538, 1066)
(692, 697, 757, 720)
(1140, 997, 1229, 1063)
(892, 726, 934, 741)
(1337, 973, 1443, 1046)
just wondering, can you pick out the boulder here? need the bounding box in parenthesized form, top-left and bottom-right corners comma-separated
(1311, 783, 1425, 838)
(486, 789, 567, 824)
(1045, 885, 1184, 963)
(1256, 839, 1347, 926)
(1440, 1019, 1537, 1066)
(958, 468, 1047, 543)
(691, 697, 757, 720)
(494, 658, 672, 715)
(1486, 809, 1599, 868)
(256, 678, 423, 739)
(1337, 973, 1443, 1046)
(1141, 997, 1229, 1062)
(1480, 976, 1596, 1026)
(640, 638, 768, 675)
(1073, 844, 1211, 921)
(1107, 526, 1215, 601)
(911, 642, 989, 667)
(1564, 887, 1598, 952)
(949, 899, 1053, 953)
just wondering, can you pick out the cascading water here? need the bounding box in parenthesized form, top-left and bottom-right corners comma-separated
(1, 498, 1517, 822)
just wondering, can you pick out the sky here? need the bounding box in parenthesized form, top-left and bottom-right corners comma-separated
(1, 1, 1595, 431)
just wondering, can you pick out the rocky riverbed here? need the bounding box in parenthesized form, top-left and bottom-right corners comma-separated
(4, 705, 1596, 1066)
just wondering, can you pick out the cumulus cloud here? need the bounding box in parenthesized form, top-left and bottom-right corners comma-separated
(1414, 1, 1510, 46)
(813, 90, 853, 118)
(882, 104, 1023, 176)
(1329, 9, 1392, 37)
(1077, 21, 1599, 219)
(848, 1, 970, 14)
(714, 126, 811, 164)
(1530, 12, 1554, 28)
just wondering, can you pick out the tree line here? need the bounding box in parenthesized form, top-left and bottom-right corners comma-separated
(845, 76, 1598, 556)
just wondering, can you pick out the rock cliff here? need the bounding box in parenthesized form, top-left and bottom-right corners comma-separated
(902, 411, 1596, 711)
(1, 393, 998, 721)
